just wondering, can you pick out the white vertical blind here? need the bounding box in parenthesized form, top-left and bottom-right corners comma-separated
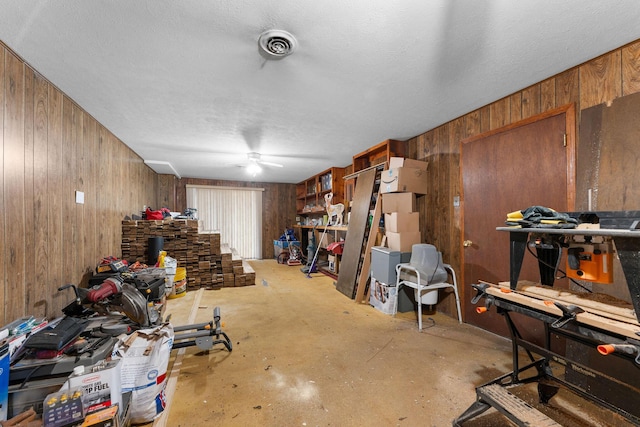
(186, 185, 263, 259)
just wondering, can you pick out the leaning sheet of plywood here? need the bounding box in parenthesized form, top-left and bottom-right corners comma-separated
(495, 280, 636, 324)
(336, 168, 376, 299)
(480, 283, 640, 339)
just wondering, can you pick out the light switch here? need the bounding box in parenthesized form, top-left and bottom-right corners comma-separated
(75, 191, 85, 204)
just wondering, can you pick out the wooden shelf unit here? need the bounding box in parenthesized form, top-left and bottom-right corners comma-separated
(351, 139, 406, 173)
(345, 139, 406, 204)
(296, 167, 346, 215)
(294, 224, 348, 276)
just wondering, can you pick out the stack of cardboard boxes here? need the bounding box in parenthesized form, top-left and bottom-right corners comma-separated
(369, 157, 429, 314)
(379, 157, 429, 251)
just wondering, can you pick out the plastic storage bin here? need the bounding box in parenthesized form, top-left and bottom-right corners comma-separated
(370, 246, 414, 312)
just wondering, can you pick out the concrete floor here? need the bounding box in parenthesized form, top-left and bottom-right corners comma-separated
(154, 260, 635, 427)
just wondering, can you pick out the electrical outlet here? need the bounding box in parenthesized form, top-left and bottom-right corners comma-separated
(453, 195, 460, 207)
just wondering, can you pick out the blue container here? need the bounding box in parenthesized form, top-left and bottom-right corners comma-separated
(0, 343, 9, 421)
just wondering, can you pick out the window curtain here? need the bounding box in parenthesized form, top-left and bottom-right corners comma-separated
(186, 185, 263, 259)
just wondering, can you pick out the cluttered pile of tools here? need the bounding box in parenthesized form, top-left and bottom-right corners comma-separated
(1, 255, 232, 426)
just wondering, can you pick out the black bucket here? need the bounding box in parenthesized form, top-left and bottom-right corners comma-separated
(147, 236, 164, 265)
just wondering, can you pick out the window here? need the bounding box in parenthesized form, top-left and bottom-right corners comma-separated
(186, 185, 263, 259)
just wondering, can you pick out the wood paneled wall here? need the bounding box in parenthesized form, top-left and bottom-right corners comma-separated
(172, 178, 297, 260)
(0, 43, 158, 323)
(408, 40, 640, 318)
(3, 34, 639, 323)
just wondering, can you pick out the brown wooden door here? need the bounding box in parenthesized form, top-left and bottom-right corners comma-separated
(461, 106, 575, 338)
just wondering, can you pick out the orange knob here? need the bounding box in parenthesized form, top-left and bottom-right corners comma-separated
(597, 344, 615, 355)
(476, 307, 488, 314)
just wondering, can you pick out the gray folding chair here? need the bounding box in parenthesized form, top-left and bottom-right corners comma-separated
(395, 244, 462, 330)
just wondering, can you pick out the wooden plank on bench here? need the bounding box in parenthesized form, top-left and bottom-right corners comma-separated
(482, 283, 640, 339)
(498, 280, 636, 324)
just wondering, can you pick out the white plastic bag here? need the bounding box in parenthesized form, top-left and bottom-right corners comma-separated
(162, 256, 178, 276)
(112, 323, 174, 424)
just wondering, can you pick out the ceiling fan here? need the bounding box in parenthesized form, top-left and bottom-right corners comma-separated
(245, 152, 283, 176)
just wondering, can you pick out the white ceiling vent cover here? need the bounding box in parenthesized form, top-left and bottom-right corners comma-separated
(258, 30, 297, 59)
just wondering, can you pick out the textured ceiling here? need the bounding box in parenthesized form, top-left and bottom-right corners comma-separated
(1, 1, 640, 183)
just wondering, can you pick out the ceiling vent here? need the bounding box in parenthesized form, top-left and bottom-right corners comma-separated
(258, 30, 297, 59)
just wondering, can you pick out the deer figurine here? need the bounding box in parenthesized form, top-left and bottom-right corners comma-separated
(324, 192, 345, 226)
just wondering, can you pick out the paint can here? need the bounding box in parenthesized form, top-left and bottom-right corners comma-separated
(168, 268, 187, 299)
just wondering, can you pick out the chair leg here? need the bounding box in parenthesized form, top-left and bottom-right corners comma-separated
(446, 266, 463, 324)
(454, 289, 463, 323)
(416, 289, 422, 330)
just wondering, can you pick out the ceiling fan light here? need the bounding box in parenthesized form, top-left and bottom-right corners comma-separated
(247, 162, 262, 176)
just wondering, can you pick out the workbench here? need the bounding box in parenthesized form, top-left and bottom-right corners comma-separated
(454, 218, 640, 426)
(500, 225, 640, 323)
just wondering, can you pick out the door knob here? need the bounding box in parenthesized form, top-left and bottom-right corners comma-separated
(463, 240, 473, 247)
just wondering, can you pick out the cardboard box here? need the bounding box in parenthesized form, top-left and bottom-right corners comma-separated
(64, 360, 122, 416)
(381, 192, 416, 213)
(43, 387, 85, 427)
(81, 404, 119, 427)
(369, 278, 397, 315)
(380, 167, 428, 194)
(328, 254, 339, 273)
(384, 212, 419, 233)
(388, 157, 428, 171)
(385, 231, 421, 252)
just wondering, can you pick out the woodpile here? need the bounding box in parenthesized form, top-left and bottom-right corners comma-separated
(121, 219, 255, 289)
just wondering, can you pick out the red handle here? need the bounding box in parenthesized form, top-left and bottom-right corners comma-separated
(87, 277, 122, 302)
